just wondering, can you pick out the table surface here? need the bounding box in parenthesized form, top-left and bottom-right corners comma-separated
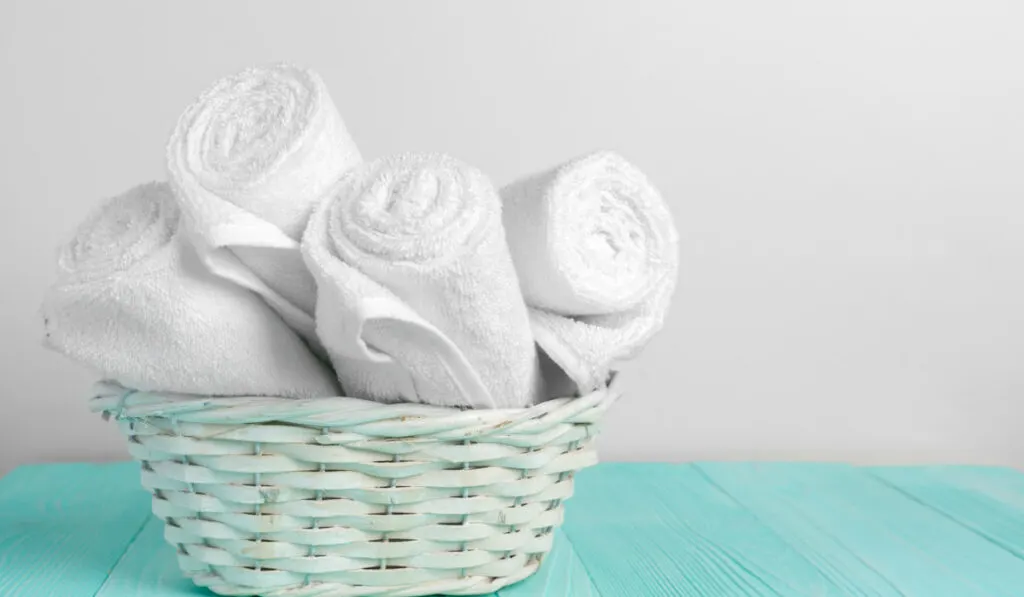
(2, 462, 1024, 596)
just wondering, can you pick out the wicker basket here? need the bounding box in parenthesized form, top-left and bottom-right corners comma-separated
(90, 380, 618, 597)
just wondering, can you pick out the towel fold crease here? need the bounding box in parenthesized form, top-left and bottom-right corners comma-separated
(167, 64, 362, 345)
(501, 150, 678, 391)
(41, 182, 341, 398)
(303, 153, 542, 408)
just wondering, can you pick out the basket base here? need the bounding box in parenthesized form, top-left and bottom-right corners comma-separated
(182, 554, 543, 596)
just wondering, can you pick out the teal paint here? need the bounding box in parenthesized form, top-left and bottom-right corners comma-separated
(0, 462, 152, 597)
(4, 462, 1024, 596)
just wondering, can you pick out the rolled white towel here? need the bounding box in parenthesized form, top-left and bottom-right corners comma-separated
(501, 150, 679, 392)
(166, 63, 361, 344)
(40, 182, 341, 398)
(303, 154, 542, 409)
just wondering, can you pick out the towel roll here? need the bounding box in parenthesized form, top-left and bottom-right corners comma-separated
(303, 154, 542, 408)
(167, 63, 361, 343)
(501, 150, 679, 391)
(41, 182, 341, 398)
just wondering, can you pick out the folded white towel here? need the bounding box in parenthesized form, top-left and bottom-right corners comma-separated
(41, 182, 341, 398)
(303, 154, 542, 408)
(501, 150, 679, 391)
(166, 63, 361, 344)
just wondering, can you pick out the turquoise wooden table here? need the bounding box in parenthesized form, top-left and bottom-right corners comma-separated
(2, 462, 1024, 596)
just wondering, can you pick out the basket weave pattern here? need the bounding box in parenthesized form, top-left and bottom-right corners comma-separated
(91, 383, 617, 597)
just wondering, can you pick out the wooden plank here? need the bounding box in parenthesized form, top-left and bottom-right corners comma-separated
(698, 462, 1024, 597)
(871, 465, 1024, 511)
(559, 462, 849, 596)
(498, 529, 597, 596)
(9, 461, 1024, 596)
(0, 462, 152, 597)
(94, 516, 204, 596)
(869, 466, 1024, 558)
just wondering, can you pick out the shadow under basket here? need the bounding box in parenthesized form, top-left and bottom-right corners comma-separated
(90, 380, 618, 597)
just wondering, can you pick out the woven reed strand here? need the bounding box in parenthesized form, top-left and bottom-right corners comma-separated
(91, 382, 617, 597)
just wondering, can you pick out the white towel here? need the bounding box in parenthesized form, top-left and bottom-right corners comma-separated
(501, 150, 679, 391)
(166, 63, 362, 345)
(40, 182, 341, 398)
(302, 154, 542, 408)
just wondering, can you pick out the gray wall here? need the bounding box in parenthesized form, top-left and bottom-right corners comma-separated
(3, 0, 1022, 475)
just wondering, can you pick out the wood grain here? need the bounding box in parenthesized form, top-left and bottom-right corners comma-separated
(561, 462, 850, 596)
(698, 462, 1024, 597)
(5, 462, 1024, 596)
(0, 462, 152, 597)
(869, 466, 1024, 559)
(93, 517, 204, 596)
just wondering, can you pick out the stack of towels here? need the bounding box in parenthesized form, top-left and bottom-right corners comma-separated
(40, 64, 679, 410)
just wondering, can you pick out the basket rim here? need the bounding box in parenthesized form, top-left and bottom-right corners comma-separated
(89, 375, 620, 433)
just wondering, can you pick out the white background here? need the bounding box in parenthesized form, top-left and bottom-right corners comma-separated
(2, 1, 1022, 474)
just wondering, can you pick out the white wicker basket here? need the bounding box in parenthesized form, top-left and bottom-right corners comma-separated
(90, 380, 618, 596)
